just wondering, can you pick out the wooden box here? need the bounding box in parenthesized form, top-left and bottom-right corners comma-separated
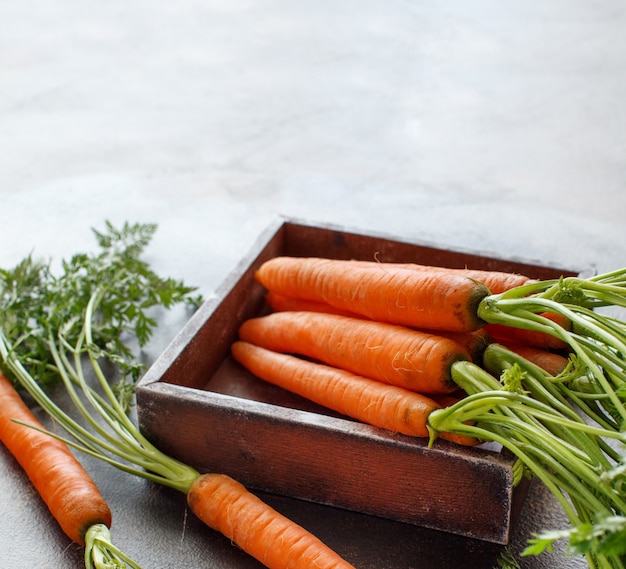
(136, 217, 578, 545)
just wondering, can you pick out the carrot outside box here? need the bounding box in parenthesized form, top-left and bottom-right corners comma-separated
(135, 216, 581, 545)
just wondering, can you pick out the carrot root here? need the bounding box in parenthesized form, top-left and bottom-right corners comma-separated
(497, 343, 570, 376)
(255, 257, 490, 333)
(0, 373, 111, 545)
(231, 340, 437, 437)
(188, 472, 356, 569)
(484, 312, 571, 351)
(231, 341, 478, 446)
(265, 291, 359, 318)
(238, 311, 470, 395)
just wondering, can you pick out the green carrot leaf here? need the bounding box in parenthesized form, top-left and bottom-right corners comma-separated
(0, 221, 203, 392)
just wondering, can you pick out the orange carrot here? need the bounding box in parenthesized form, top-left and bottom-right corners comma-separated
(265, 290, 359, 318)
(496, 343, 570, 376)
(254, 256, 490, 333)
(0, 372, 111, 545)
(265, 293, 493, 363)
(188, 472, 356, 569)
(231, 340, 477, 446)
(5, 370, 358, 569)
(484, 312, 571, 350)
(347, 259, 535, 294)
(238, 311, 470, 394)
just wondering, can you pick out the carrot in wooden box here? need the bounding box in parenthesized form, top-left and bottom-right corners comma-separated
(255, 257, 494, 333)
(265, 291, 492, 364)
(238, 311, 471, 395)
(231, 341, 478, 446)
(484, 312, 571, 350)
(436, 328, 493, 364)
(494, 343, 570, 376)
(265, 290, 359, 318)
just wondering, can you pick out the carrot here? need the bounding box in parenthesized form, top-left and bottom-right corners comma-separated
(1, 222, 354, 569)
(495, 343, 570, 376)
(2, 345, 357, 569)
(484, 312, 571, 350)
(238, 311, 470, 394)
(0, 372, 111, 546)
(430, 391, 469, 408)
(265, 290, 359, 318)
(231, 340, 478, 446)
(188, 472, 356, 569)
(266, 291, 493, 364)
(254, 256, 490, 333)
(347, 259, 535, 294)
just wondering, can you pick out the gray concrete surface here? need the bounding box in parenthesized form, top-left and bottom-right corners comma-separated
(2, 1, 625, 567)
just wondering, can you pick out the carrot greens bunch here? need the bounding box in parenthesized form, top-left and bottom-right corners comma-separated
(477, 270, 626, 429)
(0, 221, 202, 392)
(428, 344, 626, 568)
(0, 223, 357, 569)
(0, 221, 203, 568)
(473, 271, 626, 566)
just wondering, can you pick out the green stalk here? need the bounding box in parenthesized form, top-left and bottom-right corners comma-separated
(479, 299, 626, 424)
(517, 442, 615, 521)
(432, 357, 626, 568)
(431, 389, 625, 513)
(1, 328, 200, 492)
(482, 344, 622, 466)
(84, 524, 143, 569)
(449, 362, 625, 448)
(428, 410, 581, 523)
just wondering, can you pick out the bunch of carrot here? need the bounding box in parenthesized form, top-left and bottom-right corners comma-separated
(231, 256, 626, 569)
(232, 256, 569, 445)
(1, 224, 359, 569)
(4, 220, 625, 569)
(0, 299, 358, 569)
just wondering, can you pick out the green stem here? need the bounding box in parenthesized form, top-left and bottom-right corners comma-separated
(85, 524, 143, 569)
(488, 345, 621, 465)
(443, 360, 626, 512)
(1, 326, 199, 494)
(478, 299, 626, 423)
(428, 413, 581, 524)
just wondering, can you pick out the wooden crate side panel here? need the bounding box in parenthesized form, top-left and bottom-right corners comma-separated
(138, 383, 515, 544)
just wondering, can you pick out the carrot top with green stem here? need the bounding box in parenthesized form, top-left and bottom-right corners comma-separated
(0, 221, 204, 569)
(476, 270, 626, 429)
(427, 345, 626, 569)
(464, 265, 626, 567)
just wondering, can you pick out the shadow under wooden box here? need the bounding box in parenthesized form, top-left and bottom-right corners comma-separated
(136, 216, 580, 545)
